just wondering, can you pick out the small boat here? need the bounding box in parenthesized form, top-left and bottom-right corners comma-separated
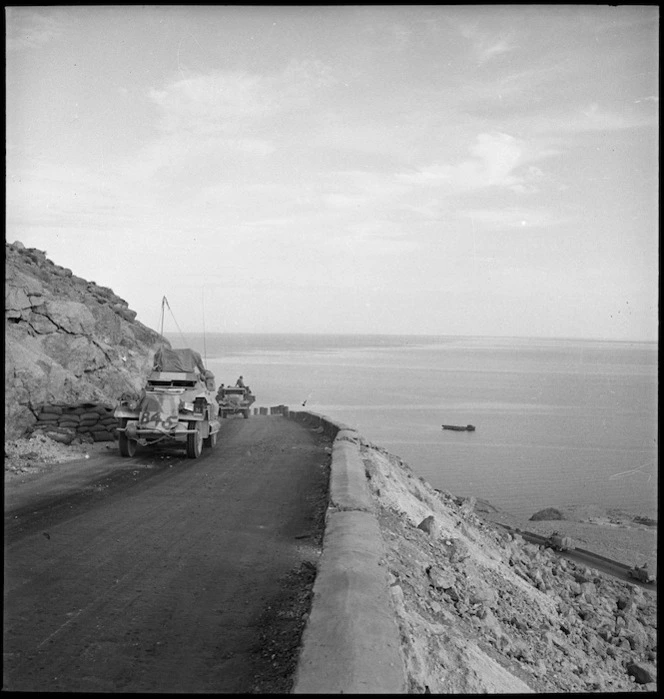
(442, 424, 476, 432)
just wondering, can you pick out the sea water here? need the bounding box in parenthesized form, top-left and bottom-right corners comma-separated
(166, 333, 658, 520)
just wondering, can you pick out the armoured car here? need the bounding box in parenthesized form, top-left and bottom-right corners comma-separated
(115, 347, 221, 458)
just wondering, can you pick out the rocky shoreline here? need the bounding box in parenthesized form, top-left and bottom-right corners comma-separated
(477, 501, 657, 574)
(359, 437, 657, 693)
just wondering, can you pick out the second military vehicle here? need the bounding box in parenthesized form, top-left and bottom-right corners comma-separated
(217, 385, 256, 419)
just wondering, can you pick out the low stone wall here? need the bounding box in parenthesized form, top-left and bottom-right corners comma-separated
(288, 409, 408, 694)
(287, 409, 355, 440)
(269, 404, 289, 416)
(31, 403, 117, 444)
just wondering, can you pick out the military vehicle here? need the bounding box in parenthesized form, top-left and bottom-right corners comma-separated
(114, 347, 221, 458)
(627, 563, 655, 584)
(216, 385, 255, 419)
(544, 531, 575, 552)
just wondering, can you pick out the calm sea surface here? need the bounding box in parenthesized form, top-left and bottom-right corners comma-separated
(166, 333, 658, 519)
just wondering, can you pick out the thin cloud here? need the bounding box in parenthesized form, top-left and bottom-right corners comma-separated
(464, 206, 565, 231)
(398, 133, 527, 191)
(6, 8, 65, 51)
(136, 61, 336, 180)
(344, 220, 419, 256)
(531, 102, 658, 135)
(148, 72, 277, 134)
(456, 19, 516, 65)
(6, 161, 123, 230)
(458, 61, 571, 108)
(577, 102, 657, 131)
(149, 59, 336, 137)
(477, 37, 514, 64)
(329, 170, 410, 200)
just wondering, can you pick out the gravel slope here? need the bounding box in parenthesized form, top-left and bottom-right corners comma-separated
(358, 437, 657, 693)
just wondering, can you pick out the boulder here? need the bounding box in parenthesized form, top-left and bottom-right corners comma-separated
(417, 515, 441, 537)
(469, 583, 496, 605)
(443, 537, 470, 564)
(426, 565, 455, 590)
(626, 661, 656, 684)
(530, 508, 565, 521)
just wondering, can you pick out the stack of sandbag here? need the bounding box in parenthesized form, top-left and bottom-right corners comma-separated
(32, 403, 118, 444)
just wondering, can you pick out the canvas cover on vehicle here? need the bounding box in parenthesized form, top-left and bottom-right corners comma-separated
(153, 347, 206, 374)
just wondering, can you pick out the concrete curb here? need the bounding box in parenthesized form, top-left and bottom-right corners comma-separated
(289, 411, 408, 694)
(329, 438, 375, 513)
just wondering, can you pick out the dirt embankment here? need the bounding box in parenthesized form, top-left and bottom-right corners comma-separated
(359, 438, 657, 693)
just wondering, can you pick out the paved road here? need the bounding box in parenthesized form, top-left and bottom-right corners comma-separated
(4, 416, 331, 692)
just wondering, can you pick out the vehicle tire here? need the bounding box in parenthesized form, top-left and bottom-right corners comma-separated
(118, 420, 137, 457)
(186, 421, 203, 458)
(243, 409, 250, 419)
(204, 429, 218, 448)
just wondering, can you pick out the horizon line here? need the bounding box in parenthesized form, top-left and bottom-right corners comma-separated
(161, 330, 658, 344)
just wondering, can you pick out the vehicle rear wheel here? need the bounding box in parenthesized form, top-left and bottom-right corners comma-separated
(186, 421, 203, 458)
(204, 429, 218, 448)
(118, 420, 137, 457)
(243, 409, 250, 419)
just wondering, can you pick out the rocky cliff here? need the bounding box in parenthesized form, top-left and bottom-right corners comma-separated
(5, 241, 165, 439)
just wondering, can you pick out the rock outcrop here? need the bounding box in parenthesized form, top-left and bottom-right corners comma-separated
(5, 241, 165, 439)
(530, 507, 565, 521)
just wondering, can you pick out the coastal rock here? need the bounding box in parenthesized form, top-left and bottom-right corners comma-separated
(468, 582, 496, 605)
(530, 507, 565, 521)
(626, 661, 656, 684)
(441, 538, 470, 564)
(417, 515, 441, 537)
(455, 495, 477, 513)
(4, 241, 164, 438)
(426, 565, 454, 590)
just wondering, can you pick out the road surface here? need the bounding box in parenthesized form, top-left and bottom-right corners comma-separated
(4, 416, 331, 693)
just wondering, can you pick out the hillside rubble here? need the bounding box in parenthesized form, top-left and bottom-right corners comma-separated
(5, 241, 164, 439)
(358, 438, 657, 693)
(4, 432, 100, 478)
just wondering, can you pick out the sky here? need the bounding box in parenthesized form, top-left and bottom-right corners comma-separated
(5, 5, 659, 341)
